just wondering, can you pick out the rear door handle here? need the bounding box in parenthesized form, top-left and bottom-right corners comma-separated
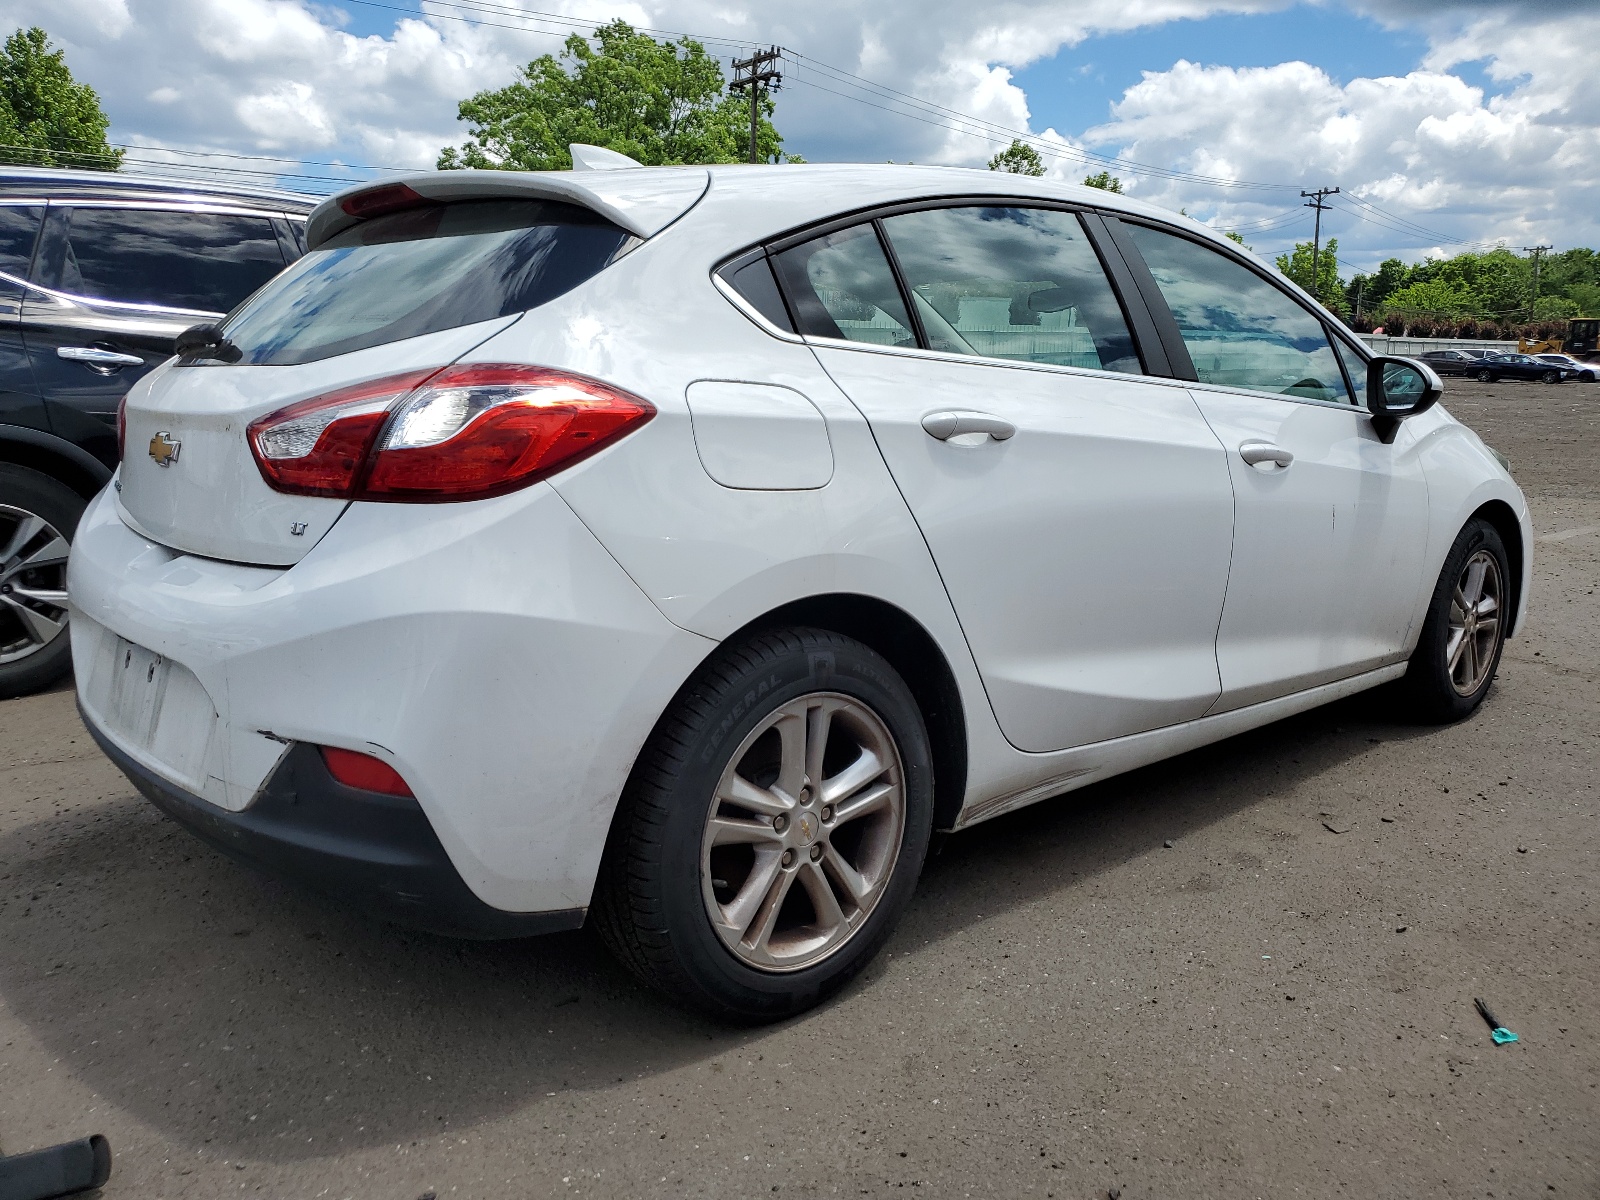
(58, 346, 144, 368)
(921, 411, 1016, 442)
(1239, 441, 1293, 469)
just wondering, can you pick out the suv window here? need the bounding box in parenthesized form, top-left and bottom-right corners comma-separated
(0, 204, 41, 294)
(220, 199, 631, 367)
(46, 207, 287, 313)
(878, 205, 1139, 373)
(771, 223, 915, 348)
(1125, 223, 1351, 404)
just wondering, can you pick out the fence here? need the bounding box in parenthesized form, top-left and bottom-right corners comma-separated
(1357, 334, 1519, 357)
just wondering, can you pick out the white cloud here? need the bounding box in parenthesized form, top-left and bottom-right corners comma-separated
(1077, 8, 1600, 267)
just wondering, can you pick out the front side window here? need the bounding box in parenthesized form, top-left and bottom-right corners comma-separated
(48, 208, 286, 313)
(771, 224, 914, 348)
(1125, 223, 1351, 404)
(220, 199, 632, 366)
(878, 205, 1140, 373)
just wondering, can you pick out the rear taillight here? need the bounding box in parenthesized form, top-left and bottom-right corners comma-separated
(319, 745, 413, 797)
(247, 365, 654, 502)
(247, 371, 435, 498)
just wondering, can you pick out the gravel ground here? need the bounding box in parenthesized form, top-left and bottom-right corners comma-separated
(1, 377, 1596, 1199)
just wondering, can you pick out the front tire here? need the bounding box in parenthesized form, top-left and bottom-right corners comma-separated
(592, 627, 934, 1021)
(1396, 518, 1510, 723)
(0, 464, 84, 699)
(1541, 370, 1560, 384)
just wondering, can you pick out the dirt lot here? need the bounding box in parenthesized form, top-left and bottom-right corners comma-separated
(2, 378, 1596, 1198)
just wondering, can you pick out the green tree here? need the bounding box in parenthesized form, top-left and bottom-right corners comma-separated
(1082, 170, 1122, 193)
(1381, 277, 1475, 317)
(987, 138, 1043, 176)
(1223, 230, 1251, 251)
(1275, 237, 1346, 314)
(438, 20, 785, 170)
(0, 27, 119, 170)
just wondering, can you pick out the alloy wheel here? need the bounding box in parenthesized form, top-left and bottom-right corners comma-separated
(700, 691, 906, 972)
(1446, 549, 1503, 696)
(1476, 369, 1492, 383)
(0, 504, 70, 665)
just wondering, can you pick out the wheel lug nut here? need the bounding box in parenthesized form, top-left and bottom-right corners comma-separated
(809, 844, 822, 861)
(819, 805, 832, 822)
(772, 814, 788, 832)
(781, 849, 795, 867)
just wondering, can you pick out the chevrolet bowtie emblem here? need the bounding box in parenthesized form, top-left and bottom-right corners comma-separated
(148, 431, 181, 467)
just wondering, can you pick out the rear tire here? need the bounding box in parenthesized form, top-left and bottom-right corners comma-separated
(0, 464, 84, 699)
(1395, 519, 1509, 723)
(592, 627, 934, 1021)
(1476, 368, 1493, 383)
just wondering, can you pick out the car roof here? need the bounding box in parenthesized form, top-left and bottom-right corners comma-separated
(318, 162, 1268, 262)
(0, 166, 318, 212)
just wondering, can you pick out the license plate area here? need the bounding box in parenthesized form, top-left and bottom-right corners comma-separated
(88, 634, 219, 792)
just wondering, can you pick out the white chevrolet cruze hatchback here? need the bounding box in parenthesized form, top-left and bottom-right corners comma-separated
(70, 158, 1530, 1019)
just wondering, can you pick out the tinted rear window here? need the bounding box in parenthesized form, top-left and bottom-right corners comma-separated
(47, 208, 286, 311)
(219, 200, 632, 366)
(0, 204, 41, 293)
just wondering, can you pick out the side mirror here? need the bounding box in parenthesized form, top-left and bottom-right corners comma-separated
(1366, 355, 1442, 444)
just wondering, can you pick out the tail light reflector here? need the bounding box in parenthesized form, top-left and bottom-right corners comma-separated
(247, 365, 654, 502)
(319, 746, 414, 797)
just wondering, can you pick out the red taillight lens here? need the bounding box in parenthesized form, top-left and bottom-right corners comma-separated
(247, 371, 437, 498)
(319, 745, 414, 797)
(247, 365, 655, 502)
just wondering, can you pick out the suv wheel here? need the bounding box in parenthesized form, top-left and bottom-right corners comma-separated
(0, 464, 83, 699)
(592, 627, 934, 1021)
(1395, 518, 1509, 723)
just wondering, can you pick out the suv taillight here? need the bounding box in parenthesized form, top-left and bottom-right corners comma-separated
(246, 365, 654, 502)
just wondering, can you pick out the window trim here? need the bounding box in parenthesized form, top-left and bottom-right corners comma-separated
(727, 195, 1163, 381)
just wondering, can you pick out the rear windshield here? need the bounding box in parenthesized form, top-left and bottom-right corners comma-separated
(217, 199, 632, 365)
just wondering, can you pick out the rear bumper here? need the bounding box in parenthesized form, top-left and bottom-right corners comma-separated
(85, 709, 583, 939)
(68, 479, 716, 916)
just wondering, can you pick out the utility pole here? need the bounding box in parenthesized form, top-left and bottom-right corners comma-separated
(730, 47, 782, 165)
(1301, 187, 1339, 303)
(1522, 244, 1552, 321)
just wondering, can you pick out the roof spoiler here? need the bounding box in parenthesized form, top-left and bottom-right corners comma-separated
(306, 162, 708, 249)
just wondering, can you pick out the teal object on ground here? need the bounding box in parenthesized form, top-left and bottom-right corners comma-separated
(1490, 1026, 1519, 1045)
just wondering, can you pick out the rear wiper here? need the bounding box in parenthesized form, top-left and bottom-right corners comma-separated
(174, 323, 242, 363)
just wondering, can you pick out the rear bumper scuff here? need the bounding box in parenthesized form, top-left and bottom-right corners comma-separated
(84, 704, 585, 940)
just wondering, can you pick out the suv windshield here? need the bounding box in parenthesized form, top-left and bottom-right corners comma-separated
(218, 199, 632, 366)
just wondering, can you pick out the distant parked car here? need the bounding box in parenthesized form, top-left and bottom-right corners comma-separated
(1533, 353, 1599, 383)
(0, 167, 314, 698)
(1472, 353, 1576, 384)
(1418, 348, 1492, 376)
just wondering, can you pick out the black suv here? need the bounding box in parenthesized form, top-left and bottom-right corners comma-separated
(0, 168, 314, 697)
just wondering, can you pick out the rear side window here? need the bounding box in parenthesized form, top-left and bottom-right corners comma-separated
(0, 204, 41, 294)
(220, 200, 631, 366)
(772, 224, 915, 348)
(44, 207, 286, 312)
(1126, 223, 1351, 404)
(878, 206, 1140, 373)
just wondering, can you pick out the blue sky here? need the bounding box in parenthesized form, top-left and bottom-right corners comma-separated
(1014, 6, 1434, 135)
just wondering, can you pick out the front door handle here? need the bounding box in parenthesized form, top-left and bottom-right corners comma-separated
(1239, 441, 1294, 469)
(922, 411, 1017, 442)
(58, 346, 145, 368)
